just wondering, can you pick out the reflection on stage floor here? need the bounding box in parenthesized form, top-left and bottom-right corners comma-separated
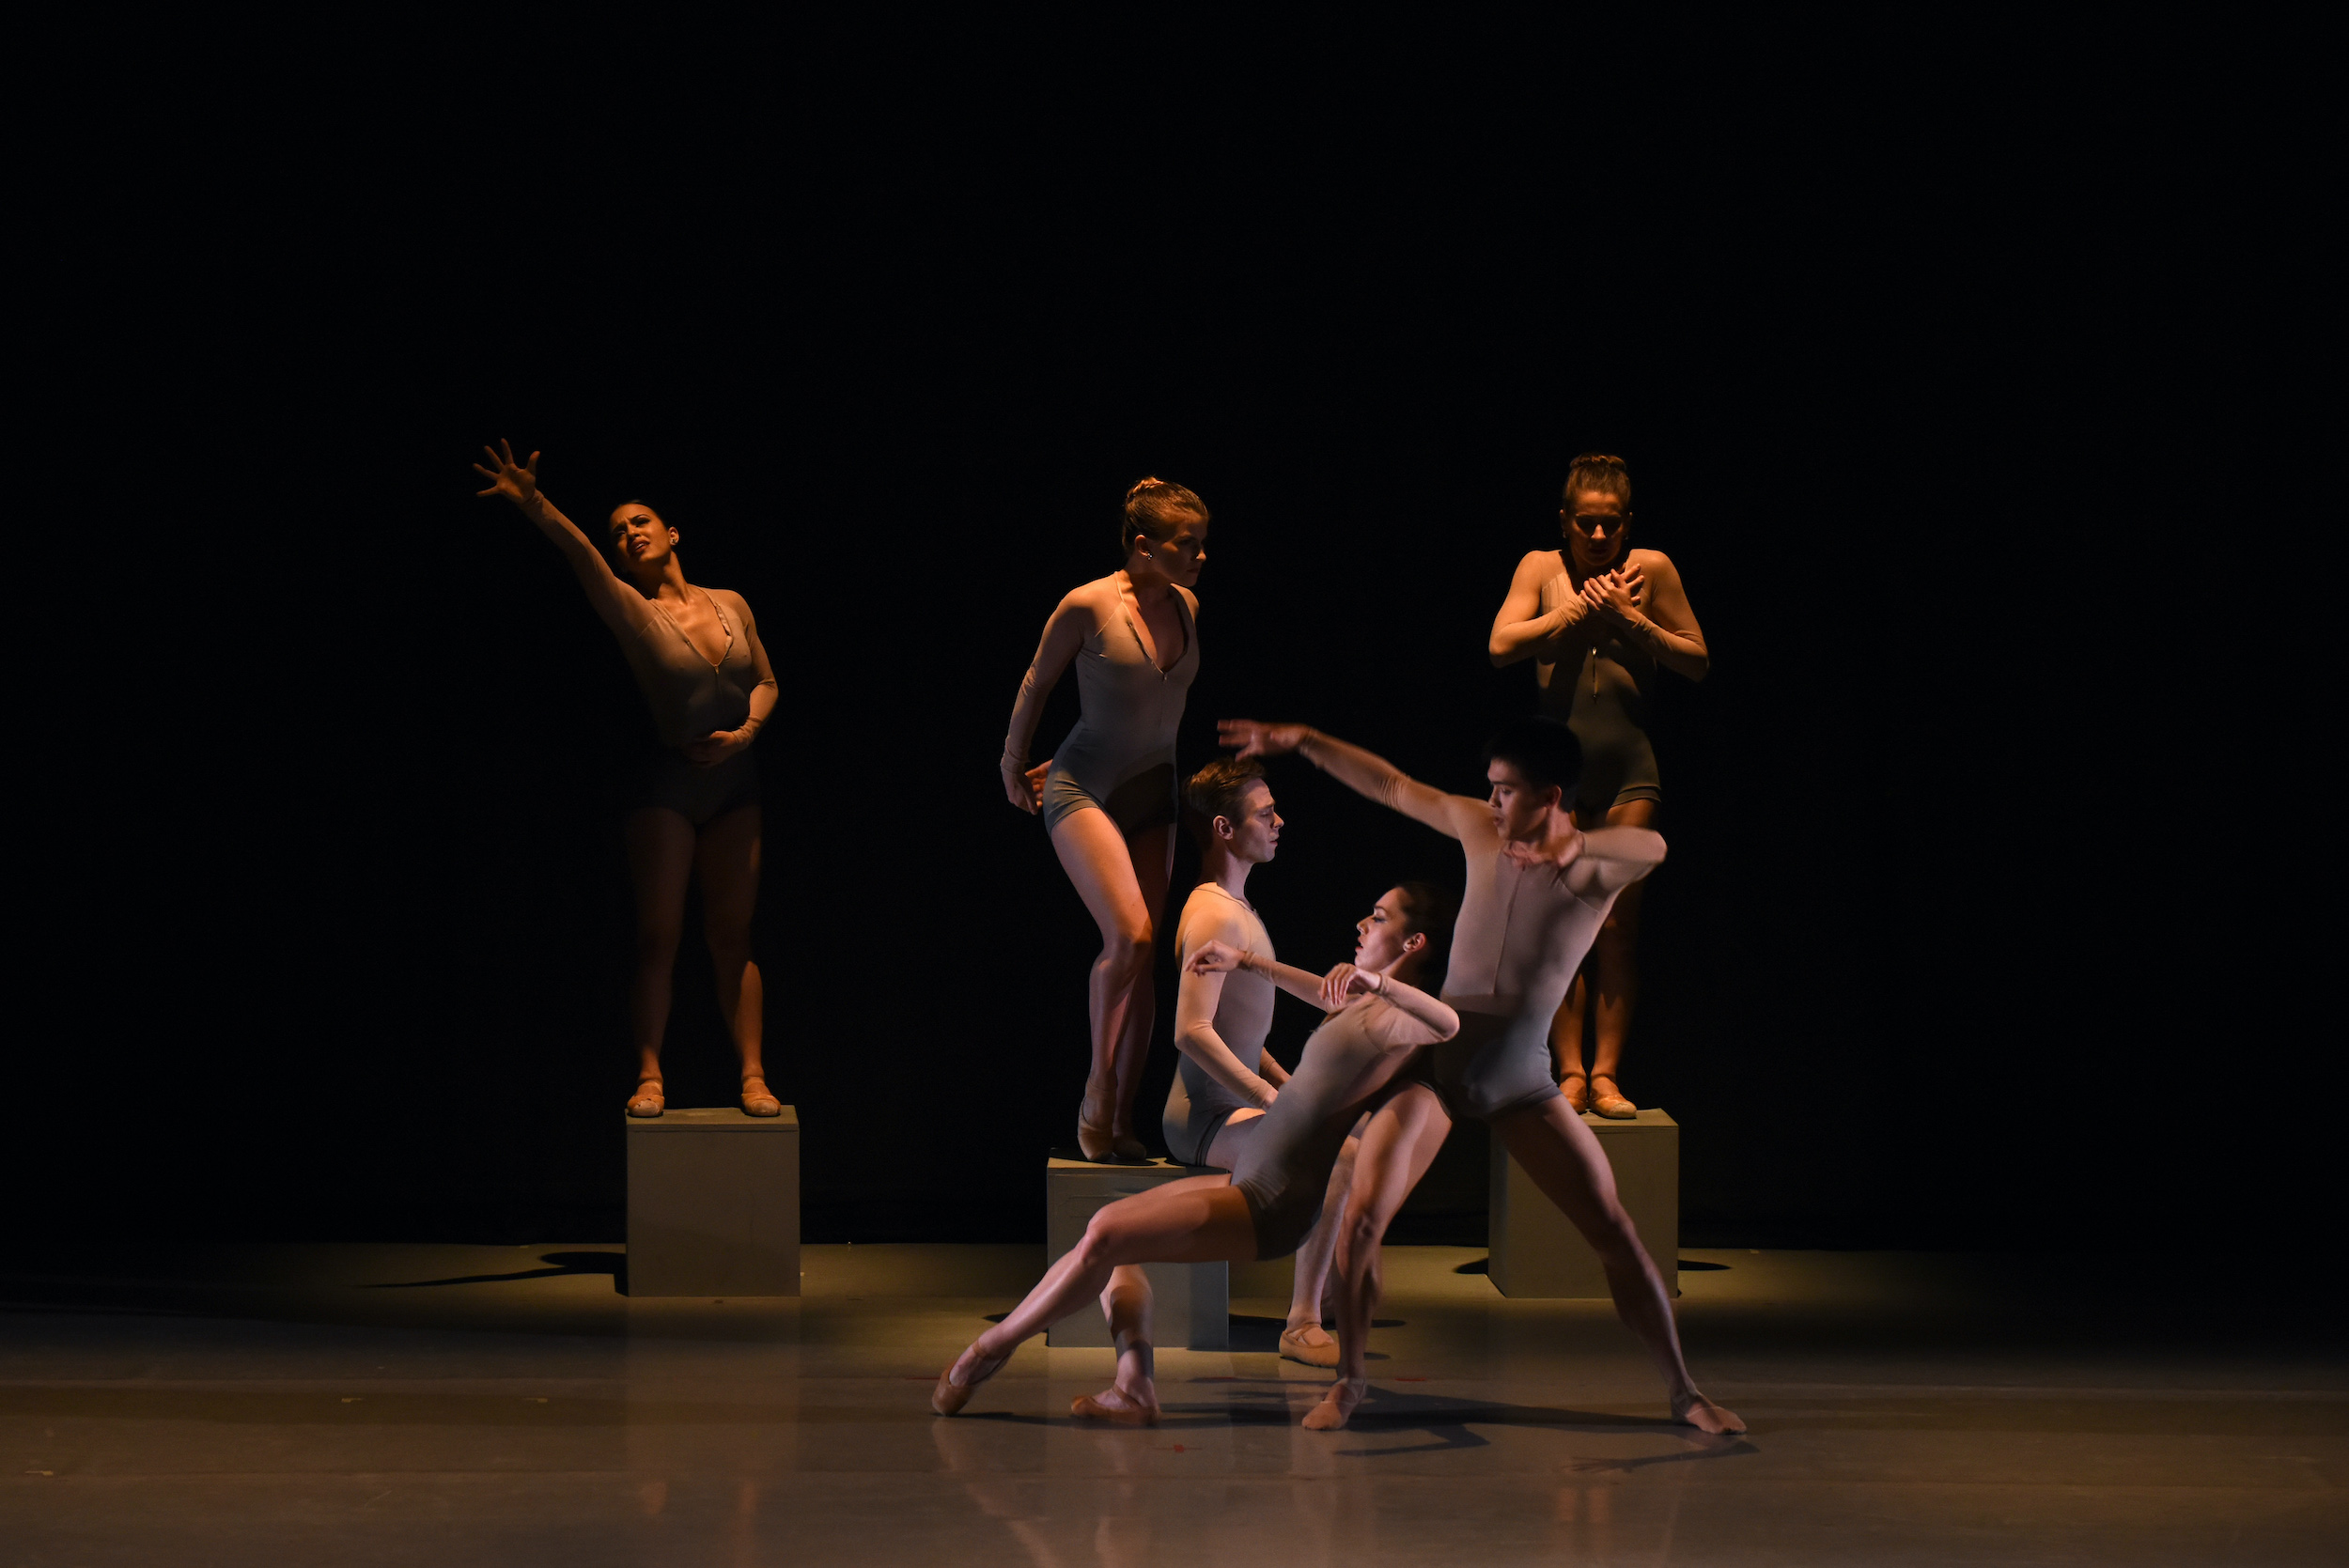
(4, 1241, 2342, 1564)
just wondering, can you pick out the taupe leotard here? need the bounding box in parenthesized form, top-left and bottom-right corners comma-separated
(1535, 558, 1662, 815)
(1161, 885, 1277, 1167)
(1028, 581, 1200, 836)
(620, 588, 767, 826)
(1227, 984, 1453, 1260)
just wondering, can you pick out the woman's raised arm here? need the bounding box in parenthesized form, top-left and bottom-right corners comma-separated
(474, 442, 654, 641)
(1000, 585, 1096, 814)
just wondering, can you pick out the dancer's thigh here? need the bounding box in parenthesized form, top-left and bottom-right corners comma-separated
(1491, 1096, 1626, 1234)
(1347, 1083, 1454, 1228)
(1083, 1175, 1258, 1265)
(1200, 1108, 1266, 1171)
(1048, 808, 1152, 944)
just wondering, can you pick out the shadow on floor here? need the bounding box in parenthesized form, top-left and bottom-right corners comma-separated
(367, 1253, 625, 1290)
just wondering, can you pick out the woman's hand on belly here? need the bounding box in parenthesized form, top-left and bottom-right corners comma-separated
(685, 728, 752, 768)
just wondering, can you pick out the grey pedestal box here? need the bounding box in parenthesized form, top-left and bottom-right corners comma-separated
(1045, 1157, 1228, 1348)
(625, 1108, 801, 1297)
(1487, 1108, 1677, 1298)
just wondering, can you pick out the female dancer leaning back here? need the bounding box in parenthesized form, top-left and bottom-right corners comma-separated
(933, 884, 1458, 1432)
(1001, 479, 1207, 1162)
(474, 442, 780, 1119)
(1486, 454, 1708, 1118)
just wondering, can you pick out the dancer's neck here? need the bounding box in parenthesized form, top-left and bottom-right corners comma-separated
(1198, 843, 1254, 903)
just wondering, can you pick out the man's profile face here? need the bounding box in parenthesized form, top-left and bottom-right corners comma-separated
(1221, 781, 1283, 865)
(1486, 758, 1558, 842)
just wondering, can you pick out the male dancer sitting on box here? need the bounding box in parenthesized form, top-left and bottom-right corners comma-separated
(1218, 716, 1743, 1436)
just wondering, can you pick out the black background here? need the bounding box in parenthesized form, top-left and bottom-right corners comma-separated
(25, 17, 2306, 1255)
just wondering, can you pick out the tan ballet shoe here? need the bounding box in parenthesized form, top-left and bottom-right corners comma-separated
(1112, 1131, 1150, 1162)
(1078, 1102, 1146, 1165)
(1071, 1387, 1159, 1425)
(1301, 1377, 1367, 1431)
(1278, 1325, 1340, 1368)
(931, 1349, 1005, 1417)
(626, 1079, 665, 1118)
(1589, 1073, 1637, 1119)
(740, 1077, 782, 1117)
(1559, 1069, 1590, 1114)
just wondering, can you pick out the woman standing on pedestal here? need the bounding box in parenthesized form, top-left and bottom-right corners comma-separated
(1486, 455, 1709, 1118)
(474, 442, 780, 1120)
(1002, 480, 1207, 1162)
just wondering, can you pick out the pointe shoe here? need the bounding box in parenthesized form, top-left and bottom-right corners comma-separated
(1279, 1326, 1341, 1369)
(740, 1078, 782, 1117)
(1071, 1387, 1159, 1425)
(1077, 1112, 1146, 1165)
(626, 1079, 665, 1118)
(1559, 1070, 1590, 1115)
(1588, 1073, 1637, 1119)
(1112, 1131, 1150, 1162)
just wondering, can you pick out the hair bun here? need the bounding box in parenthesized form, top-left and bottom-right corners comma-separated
(1568, 452, 1627, 470)
(1126, 477, 1166, 500)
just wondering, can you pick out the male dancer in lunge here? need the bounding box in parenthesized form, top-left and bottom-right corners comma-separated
(1218, 716, 1744, 1436)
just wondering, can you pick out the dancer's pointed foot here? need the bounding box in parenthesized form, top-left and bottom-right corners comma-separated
(1558, 1069, 1590, 1114)
(931, 1344, 1008, 1417)
(1301, 1376, 1367, 1431)
(1279, 1324, 1340, 1368)
(1078, 1082, 1146, 1164)
(1589, 1072, 1637, 1119)
(1672, 1392, 1746, 1435)
(740, 1076, 782, 1117)
(626, 1078, 665, 1118)
(1071, 1381, 1159, 1425)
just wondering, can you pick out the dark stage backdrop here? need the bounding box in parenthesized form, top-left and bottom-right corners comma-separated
(29, 32, 2284, 1254)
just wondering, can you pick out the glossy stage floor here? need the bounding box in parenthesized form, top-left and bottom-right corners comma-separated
(4, 1242, 2342, 1565)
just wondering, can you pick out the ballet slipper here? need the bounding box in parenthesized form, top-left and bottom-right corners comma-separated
(1071, 1384, 1159, 1425)
(626, 1079, 665, 1118)
(1301, 1376, 1367, 1432)
(1672, 1392, 1746, 1435)
(739, 1077, 782, 1117)
(931, 1346, 1007, 1417)
(1112, 1131, 1150, 1162)
(1559, 1069, 1590, 1115)
(1077, 1089, 1146, 1164)
(1588, 1073, 1637, 1119)
(1278, 1325, 1340, 1369)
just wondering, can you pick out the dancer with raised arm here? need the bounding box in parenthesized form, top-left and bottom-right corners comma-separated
(932, 889, 1458, 1422)
(1079, 760, 1376, 1415)
(1002, 480, 1207, 1162)
(1220, 717, 1742, 1436)
(1487, 455, 1708, 1117)
(473, 442, 780, 1119)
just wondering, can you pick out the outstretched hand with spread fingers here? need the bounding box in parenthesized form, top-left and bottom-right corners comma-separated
(1219, 719, 1311, 759)
(473, 439, 543, 509)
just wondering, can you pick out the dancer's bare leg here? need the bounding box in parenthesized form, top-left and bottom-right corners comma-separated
(1490, 1096, 1743, 1434)
(1073, 1265, 1161, 1424)
(1280, 1134, 1359, 1365)
(1049, 809, 1162, 1159)
(622, 808, 695, 1105)
(1311, 1084, 1453, 1430)
(1112, 822, 1175, 1151)
(1585, 799, 1655, 1111)
(1547, 973, 1590, 1110)
(937, 1176, 1255, 1414)
(696, 803, 774, 1110)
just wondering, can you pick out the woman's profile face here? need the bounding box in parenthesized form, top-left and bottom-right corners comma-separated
(1560, 489, 1629, 571)
(1134, 516, 1209, 588)
(1352, 887, 1421, 974)
(609, 505, 677, 573)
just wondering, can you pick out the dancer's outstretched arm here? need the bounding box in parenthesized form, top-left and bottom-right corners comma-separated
(999, 583, 1096, 814)
(1190, 941, 1458, 1041)
(1218, 722, 1483, 840)
(473, 442, 657, 640)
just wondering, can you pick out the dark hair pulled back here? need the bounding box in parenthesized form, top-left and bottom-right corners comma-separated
(1562, 453, 1632, 510)
(1121, 476, 1208, 556)
(1393, 879, 1460, 980)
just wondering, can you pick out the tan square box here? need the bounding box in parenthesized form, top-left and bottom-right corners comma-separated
(1487, 1108, 1676, 1297)
(625, 1107, 800, 1296)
